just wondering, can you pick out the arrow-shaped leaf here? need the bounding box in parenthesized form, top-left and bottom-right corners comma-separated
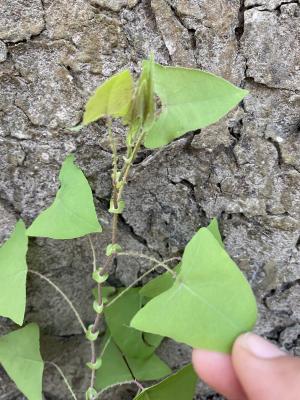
(27, 155, 102, 239)
(131, 227, 257, 353)
(144, 63, 248, 148)
(0, 220, 28, 325)
(0, 323, 44, 400)
(83, 70, 134, 125)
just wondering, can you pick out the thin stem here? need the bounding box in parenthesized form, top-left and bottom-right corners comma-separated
(117, 252, 179, 278)
(88, 127, 149, 392)
(90, 341, 96, 388)
(88, 122, 121, 390)
(45, 361, 78, 400)
(108, 118, 119, 211)
(88, 235, 97, 273)
(100, 335, 112, 358)
(106, 258, 179, 309)
(134, 380, 145, 391)
(28, 270, 87, 333)
(89, 235, 99, 388)
(117, 130, 145, 202)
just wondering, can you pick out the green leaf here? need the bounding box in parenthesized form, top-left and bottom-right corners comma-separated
(27, 155, 102, 239)
(127, 353, 170, 381)
(207, 217, 223, 247)
(144, 63, 248, 148)
(134, 364, 197, 400)
(104, 288, 161, 358)
(95, 334, 132, 390)
(95, 334, 170, 391)
(140, 263, 181, 300)
(0, 220, 28, 325)
(0, 323, 44, 400)
(131, 227, 257, 353)
(83, 70, 134, 125)
(143, 332, 163, 348)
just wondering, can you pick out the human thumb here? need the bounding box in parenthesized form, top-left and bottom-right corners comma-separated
(232, 333, 300, 400)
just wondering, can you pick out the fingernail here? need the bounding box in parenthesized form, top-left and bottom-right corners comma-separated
(237, 333, 286, 359)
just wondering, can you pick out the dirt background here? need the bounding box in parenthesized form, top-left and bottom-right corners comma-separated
(0, 0, 299, 399)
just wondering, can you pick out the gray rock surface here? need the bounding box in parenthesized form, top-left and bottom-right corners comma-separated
(0, 0, 299, 399)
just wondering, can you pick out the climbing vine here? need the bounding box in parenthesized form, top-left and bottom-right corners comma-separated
(0, 56, 257, 400)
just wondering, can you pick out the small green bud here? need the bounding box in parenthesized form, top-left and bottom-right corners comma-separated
(92, 269, 109, 284)
(93, 300, 104, 314)
(85, 387, 97, 400)
(109, 199, 125, 214)
(86, 357, 102, 370)
(106, 243, 122, 257)
(85, 325, 99, 342)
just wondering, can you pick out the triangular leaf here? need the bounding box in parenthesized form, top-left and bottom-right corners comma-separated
(144, 63, 248, 148)
(27, 155, 102, 239)
(104, 288, 161, 358)
(140, 218, 223, 300)
(0, 220, 28, 325)
(0, 323, 44, 400)
(95, 334, 170, 391)
(83, 70, 133, 125)
(131, 227, 257, 353)
(134, 364, 197, 400)
(207, 217, 223, 247)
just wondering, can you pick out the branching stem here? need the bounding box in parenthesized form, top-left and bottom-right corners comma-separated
(106, 256, 179, 309)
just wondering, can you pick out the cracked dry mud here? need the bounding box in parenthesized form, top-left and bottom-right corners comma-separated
(0, 0, 299, 399)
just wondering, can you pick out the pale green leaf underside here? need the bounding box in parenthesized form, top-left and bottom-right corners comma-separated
(131, 227, 257, 353)
(144, 63, 248, 148)
(83, 70, 134, 125)
(27, 155, 102, 239)
(140, 218, 223, 299)
(0, 220, 28, 325)
(0, 324, 44, 400)
(95, 334, 170, 391)
(134, 364, 197, 400)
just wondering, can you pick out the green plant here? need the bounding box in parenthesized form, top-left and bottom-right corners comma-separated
(0, 57, 257, 400)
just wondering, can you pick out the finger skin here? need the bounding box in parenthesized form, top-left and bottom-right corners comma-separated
(192, 349, 247, 400)
(232, 336, 300, 400)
